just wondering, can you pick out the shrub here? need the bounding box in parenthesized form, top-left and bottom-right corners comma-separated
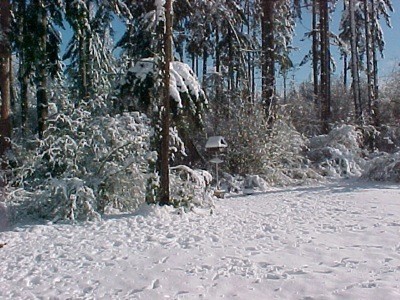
(169, 165, 214, 210)
(4, 103, 153, 222)
(308, 125, 366, 177)
(362, 152, 400, 182)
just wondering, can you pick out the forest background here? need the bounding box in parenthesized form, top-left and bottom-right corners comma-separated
(0, 0, 399, 222)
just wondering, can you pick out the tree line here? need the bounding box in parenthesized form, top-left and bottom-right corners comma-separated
(0, 0, 396, 206)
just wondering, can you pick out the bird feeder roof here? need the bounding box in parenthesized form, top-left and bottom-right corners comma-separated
(205, 136, 228, 149)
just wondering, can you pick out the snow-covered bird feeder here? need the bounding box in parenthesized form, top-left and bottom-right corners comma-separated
(205, 136, 228, 153)
(206, 136, 228, 198)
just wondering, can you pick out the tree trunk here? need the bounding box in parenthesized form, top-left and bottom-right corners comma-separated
(312, 0, 319, 107)
(349, 0, 362, 124)
(251, 27, 256, 103)
(261, 0, 275, 123)
(319, 0, 331, 134)
(18, 0, 29, 133)
(79, 34, 88, 101)
(246, 0, 252, 103)
(364, 0, 374, 117)
(20, 68, 29, 133)
(9, 57, 15, 112)
(195, 55, 199, 78)
(36, 0, 48, 139)
(202, 46, 207, 88)
(343, 53, 348, 87)
(0, 0, 12, 156)
(370, 0, 380, 127)
(342, 0, 348, 88)
(159, 0, 173, 206)
(215, 26, 220, 73)
(228, 29, 234, 91)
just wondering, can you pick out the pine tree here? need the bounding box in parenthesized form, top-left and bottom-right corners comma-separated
(12, 0, 63, 137)
(64, 0, 116, 103)
(339, 0, 393, 127)
(366, 0, 393, 126)
(275, 0, 295, 104)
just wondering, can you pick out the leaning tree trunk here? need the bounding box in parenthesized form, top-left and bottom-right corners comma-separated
(319, 0, 331, 134)
(0, 0, 12, 156)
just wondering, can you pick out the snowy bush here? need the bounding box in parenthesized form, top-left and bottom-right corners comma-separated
(243, 175, 268, 191)
(374, 125, 400, 153)
(362, 152, 400, 182)
(5, 103, 153, 222)
(223, 104, 309, 185)
(286, 79, 354, 137)
(308, 125, 366, 177)
(169, 165, 214, 210)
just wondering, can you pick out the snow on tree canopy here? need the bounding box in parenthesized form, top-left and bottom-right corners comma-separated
(119, 58, 208, 126)
(155, 0, 166, 23)
(127, 57, 207, 110)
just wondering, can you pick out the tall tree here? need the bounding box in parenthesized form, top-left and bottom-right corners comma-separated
(349, 0, 362, 124)
(341, 0, 348, 88)
(364, 0, 373, 120)
(261, 0, 275, 122)
(368, 0, 393, 126)
(116, 0, 208, 204)
(34, 0, 49, 139)
(319, 0, 331, 133)
(340, 0, 392, 126)
(159, 0, 173, 205)
(14, 0, 29, 132)
(0, 0, 12, 155)
(275, 0, 295, 104)
(64, 0, 116, 103)
(312, 0, 319, 106)
(12, 0, 63, 137)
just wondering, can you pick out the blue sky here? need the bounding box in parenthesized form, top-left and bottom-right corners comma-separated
(290, 1, 399, 85)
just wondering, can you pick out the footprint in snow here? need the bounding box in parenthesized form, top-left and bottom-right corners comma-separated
(175, 291, 190, 297)
(148, 279, 161, 289)
(154, 256, 169, 264)
(113, 241, 123, 247)
(210, 234, 219, 242)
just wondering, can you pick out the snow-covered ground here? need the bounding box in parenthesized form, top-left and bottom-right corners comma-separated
(1, 179, 400, 299)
